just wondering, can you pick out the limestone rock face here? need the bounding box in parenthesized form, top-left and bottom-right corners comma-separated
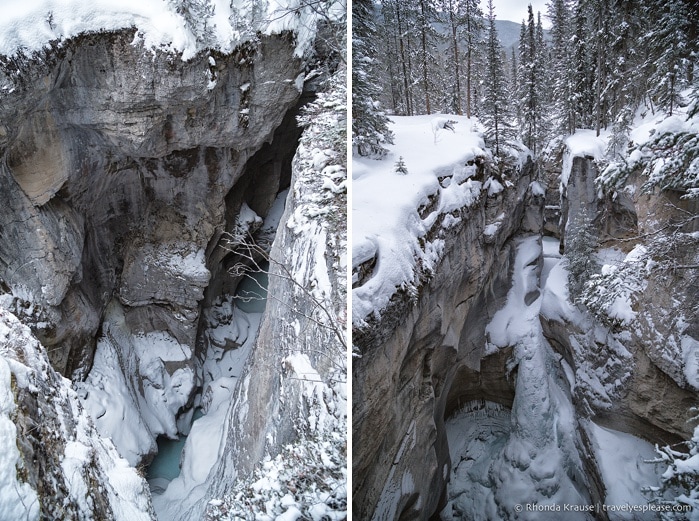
(352, 164, 535, 521)
(0, 31, 303, 377)
(0, 307, 155, 521)
(153, 70, 348, 521)
(550, 157, 698, 441)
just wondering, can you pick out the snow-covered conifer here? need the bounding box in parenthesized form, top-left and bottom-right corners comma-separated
(648, 414, 699, 519)
(517, 4, 546, 154)
(547, 0, 574, 135)
(394, 156, 408, 175)
(353, 0, 394, 157)
(481, 0, 514, 158)
(170, 0, 216, 47)
(644, 0, 694, 116)
(565, 211, 599, 301)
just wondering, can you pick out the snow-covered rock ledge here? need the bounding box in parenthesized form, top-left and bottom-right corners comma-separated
(0, 307, 155, 520)
(0, 0, 341, 62)
(352, 115, 533, 351)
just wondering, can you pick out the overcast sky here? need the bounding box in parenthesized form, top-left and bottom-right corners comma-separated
(492, 0, 552, 28)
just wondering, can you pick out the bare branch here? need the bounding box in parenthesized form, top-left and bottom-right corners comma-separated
(221, 230, 347, 353)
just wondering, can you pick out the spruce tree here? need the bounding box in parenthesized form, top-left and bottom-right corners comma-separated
(377, 1, 403, 113)
(565, 211, 599, 301)
(534, 11, 550, 147)
(171, 0, 216, 47)
(518, 5, 545, 154)
(376, 0, 416, 115)
(443, 0, 465, 114)
(548, 0, 574, 135)
(352, 0, 394, 157)
(415, 0, 440, 114)
(482, 0, 514, 158)
(645, 0, 693, 116)
(462, 0, 484, 118)
(571, 0, 594, 130)
(395, 156, 409, 174)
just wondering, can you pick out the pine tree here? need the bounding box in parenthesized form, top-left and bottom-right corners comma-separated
(377, 1, 403, 113)
(570, 1, 594, 130)
(461, 0, 484, 118)
(394, 156, 409, 174)
(518, 5, 545, 154)
(603, 1, 645, 156)
(415, 0, 440, 114)
(588, 0, 614, 135)
(443, 0, 465, 114)
(482, 0, 514, 158)
(534, 11, 550, 146)
(510, 46, 521, 126)
(171, 0, 216, 47)
(376, 0, 408, 115)
(547, 0, 574, 135)
(648, 413, 699, 519)
(565, 211, 599, 301)
(229, 0, 264, 42)
(352, 0, 394, 157)
(645, 0, 694, 116)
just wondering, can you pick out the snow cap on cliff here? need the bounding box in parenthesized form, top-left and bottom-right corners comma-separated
(0, 0, 342, 60)
(353, 115, 491, 325)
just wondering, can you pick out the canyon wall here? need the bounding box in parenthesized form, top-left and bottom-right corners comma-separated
(352, 162, 540, 520)
(0, 30, 303, 381)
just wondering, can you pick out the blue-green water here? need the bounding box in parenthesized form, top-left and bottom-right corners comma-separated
(233, 262, 269, 313)
(147, 435, 187, 482)
(147, 409, 204, 485)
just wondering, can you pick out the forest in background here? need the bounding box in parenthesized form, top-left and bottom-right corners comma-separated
(354, 0, 699, 171)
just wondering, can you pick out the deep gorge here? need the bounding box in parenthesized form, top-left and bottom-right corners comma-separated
(352, 153, 699, 521)
(0, 26, 347, 520)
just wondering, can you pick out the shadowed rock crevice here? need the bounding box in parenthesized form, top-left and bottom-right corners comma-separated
(0, 30, 304, 380)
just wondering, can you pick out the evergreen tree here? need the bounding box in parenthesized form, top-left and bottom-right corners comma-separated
(377, 1, 403, 113)
(645, 0, 694, 116)
(588, 0, 614, 135)
(461, 0, 484, 118)
(547, 0, 574, 134)
(648, 413, 699, 519)
(571, 1, 594, 130)
(510, 46, 521, 126)
(443, 0, 465, 114)
(376, 0, 416, 115)
(565, 211, 599, 301)
(518, 4, 545, 154)
(482, 0, 514, 158)
(229, 0, 264, 42)
(415, 0, 440, 114)
(352, 0, 394, 157)
(603, 1, 644, 157)
(171, 0, 216, 47)
(534, 11, 550, 146)
(394, 156, 409, 174)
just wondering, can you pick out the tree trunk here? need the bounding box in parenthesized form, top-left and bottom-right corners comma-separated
(419, 0, 431, 114)
(449, 0, 462, 115)
(395, 2, 412, 116)
(466, 16, 473, 118)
